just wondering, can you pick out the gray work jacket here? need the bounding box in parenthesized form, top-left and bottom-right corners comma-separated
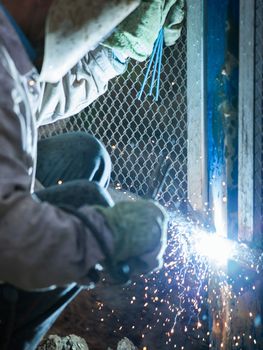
(0, 10, 125, 290)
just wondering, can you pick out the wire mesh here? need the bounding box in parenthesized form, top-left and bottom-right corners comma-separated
(39, 26, 187, 210)
(254, 0, 263, 242)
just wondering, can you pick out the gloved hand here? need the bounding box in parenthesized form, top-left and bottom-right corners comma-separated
(103, 0, 184, 62)
(163, 0, 184, 47)
(95, 200, 168, 276)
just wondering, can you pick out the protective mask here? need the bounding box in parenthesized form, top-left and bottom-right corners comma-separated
(40, 0, 140, 83)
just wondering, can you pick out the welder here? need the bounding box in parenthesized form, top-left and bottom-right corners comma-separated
(0, 0, 178, 349)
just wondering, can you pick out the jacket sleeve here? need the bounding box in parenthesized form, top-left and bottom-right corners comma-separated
(36, 46, 127, 126)
(0, 61, 114, 290)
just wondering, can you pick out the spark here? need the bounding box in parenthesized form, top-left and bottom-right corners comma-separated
(94, 192, 262, 348)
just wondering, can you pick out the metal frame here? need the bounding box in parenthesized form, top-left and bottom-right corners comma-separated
(254, 0, 263, 246)
(186, 0, 207, 211)
(238, 0, 255, 242)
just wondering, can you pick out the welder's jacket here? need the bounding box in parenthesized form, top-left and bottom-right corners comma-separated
(0, 10, 126, 290)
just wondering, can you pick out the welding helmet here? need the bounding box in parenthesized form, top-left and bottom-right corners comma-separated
(40, 0, 140, 83)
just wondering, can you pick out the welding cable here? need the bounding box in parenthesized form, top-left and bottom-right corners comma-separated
(58, 205, 131, 284)
(152, 159, 172, 200)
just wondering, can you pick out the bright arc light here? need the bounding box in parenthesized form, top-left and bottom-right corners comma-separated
(194, 230, 233, 265)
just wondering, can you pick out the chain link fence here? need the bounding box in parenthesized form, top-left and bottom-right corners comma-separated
(254, 0, 263, 242)
(39, 25, 187, 210)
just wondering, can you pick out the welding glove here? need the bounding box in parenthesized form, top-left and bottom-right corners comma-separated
(95, 200, 168, 276)
(103, 0, 185, 62)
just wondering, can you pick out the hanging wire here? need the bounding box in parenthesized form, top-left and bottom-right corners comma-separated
(137, 28, 164, 102)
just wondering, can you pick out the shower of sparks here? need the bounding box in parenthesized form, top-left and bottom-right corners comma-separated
(94, 197, 262, 349)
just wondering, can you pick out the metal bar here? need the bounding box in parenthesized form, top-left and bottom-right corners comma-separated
(238, 0, 255, 243)
(186, 0, 207, 212)
(254, 0, 263, 247)
(206, 1, 239, 349)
